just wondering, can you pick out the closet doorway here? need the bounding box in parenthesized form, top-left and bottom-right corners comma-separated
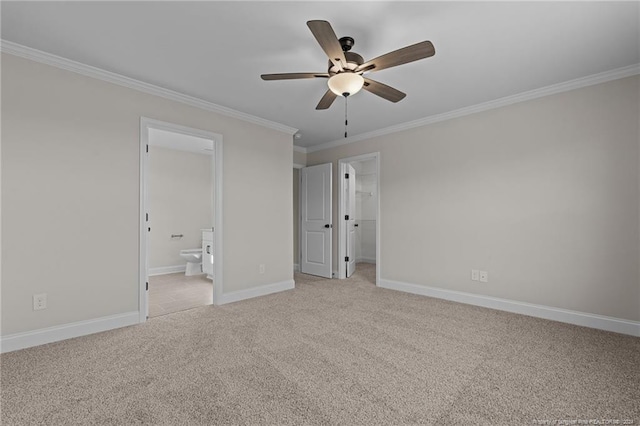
(338, 153, 380, 284)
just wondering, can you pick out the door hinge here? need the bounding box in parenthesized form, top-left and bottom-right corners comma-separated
(345, 256, 350, 262)
(146, 213, 149, 222)
(345, 173, 349, 179)
(345, 215, 350, 220)
(148, 227, 151, 232)
(146, 282, 149, 291)
(146, 144, 149, 153)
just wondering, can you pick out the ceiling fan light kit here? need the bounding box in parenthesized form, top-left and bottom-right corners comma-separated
(261, 20, 435, 137)
(327, 73, 364, 97)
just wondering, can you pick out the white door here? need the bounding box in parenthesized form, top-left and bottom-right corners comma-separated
(301, 163, 332, 278)
(345, 164, 357, 278)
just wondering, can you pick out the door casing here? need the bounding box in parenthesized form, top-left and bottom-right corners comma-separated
(344, 163, 357, 278)
(139, 117, 224, 322)
(338, 153, 380, 283)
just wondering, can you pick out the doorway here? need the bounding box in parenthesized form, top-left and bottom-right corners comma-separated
(139, 118, 223, 322)
(338, 153, 380, 283)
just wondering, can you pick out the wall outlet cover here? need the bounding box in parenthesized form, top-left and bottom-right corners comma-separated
(33, 293, 47, 311)
(471, 269, 480, 281)
(480, 271, 488, 283)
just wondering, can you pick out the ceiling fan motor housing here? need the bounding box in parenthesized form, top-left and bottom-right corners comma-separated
(339, 36, 355, 51)
(328, 50, 364, 76)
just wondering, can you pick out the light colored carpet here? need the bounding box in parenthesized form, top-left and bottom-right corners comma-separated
(2, 263, 639, 425)
(148, 272, 213, 318)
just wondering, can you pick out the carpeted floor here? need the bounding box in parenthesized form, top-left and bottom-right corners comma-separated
(1, 263, 639, 425)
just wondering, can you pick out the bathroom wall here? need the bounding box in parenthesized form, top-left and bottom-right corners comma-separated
(148, 146, 213, 271)
(354, 162, 377, 263)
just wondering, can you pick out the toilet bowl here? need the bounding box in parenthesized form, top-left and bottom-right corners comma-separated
(180, 248, 203, 276)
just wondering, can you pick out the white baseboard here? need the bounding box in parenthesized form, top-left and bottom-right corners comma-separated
(218, 279, 295, 305)
(357, 257, 376, 264)
(294, 263, 300, 272)
(0, 311, 140, 353)
(378, 279, 640, 337)
(149, 265, 186, 276)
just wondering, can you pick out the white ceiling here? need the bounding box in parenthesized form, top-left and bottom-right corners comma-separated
(2, 1, 638, 149)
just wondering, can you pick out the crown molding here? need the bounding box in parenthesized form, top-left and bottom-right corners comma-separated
(1, 40, 298, 136)
(306, 63, 640, 154)
(5, 39, 636, 152)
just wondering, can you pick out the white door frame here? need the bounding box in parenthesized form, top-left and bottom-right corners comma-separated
(293, 163, 304, 272)
(139, 117, 224, 323)
(343, 163, 357, 278)
(338, 152, 380, 284)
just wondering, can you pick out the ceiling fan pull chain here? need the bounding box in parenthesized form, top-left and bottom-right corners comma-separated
(344, 95, 348, 138)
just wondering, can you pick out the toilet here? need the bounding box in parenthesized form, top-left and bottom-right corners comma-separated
(180, 248, 203, 276)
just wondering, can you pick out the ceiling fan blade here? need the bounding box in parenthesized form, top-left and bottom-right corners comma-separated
(356, 41, 435, 73)
(307, 20, 347, 70)
(363, 78, 406, 103)
(316, 89, 338, 110)
(261, 73, 329, 80)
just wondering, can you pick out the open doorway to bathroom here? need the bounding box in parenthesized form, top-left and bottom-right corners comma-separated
(338, 153, 380, 284)
(139, 118, 223, 321)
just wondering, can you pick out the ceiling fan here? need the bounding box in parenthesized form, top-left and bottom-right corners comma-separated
(261, 20, 436, 110)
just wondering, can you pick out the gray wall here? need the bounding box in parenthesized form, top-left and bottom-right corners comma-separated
(293, 150, 306, 166)
(148, 146, 213, 269)
(308, 75, 640, 321)
(1, 53, 293, 335)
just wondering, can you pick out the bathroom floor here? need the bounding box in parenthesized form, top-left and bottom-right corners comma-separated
(148, 273, 213, 318)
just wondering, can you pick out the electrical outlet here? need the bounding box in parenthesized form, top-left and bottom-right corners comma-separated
(33, 293, 47, 311)
(259, 264, 265, 274)
(479, 271, 488, 283)
(471, 269, 479, 281)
